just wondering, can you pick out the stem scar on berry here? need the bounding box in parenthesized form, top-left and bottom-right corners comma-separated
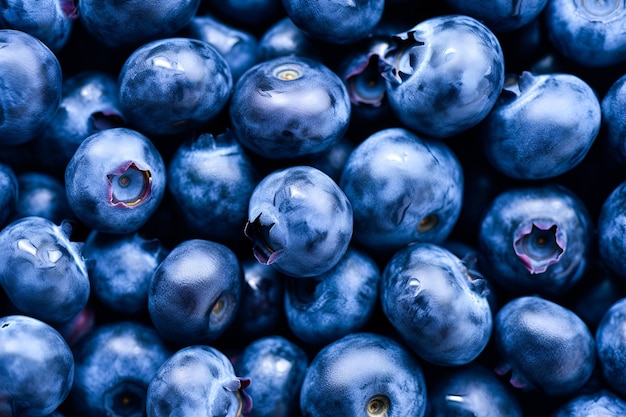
(514, 222, 564, 274)
(107, 162, 152, 208)
(367, 395, 390, 416)
(417, 214, 438, 232)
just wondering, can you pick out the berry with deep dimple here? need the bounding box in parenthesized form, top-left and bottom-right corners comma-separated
(0, 216, 89, 323)
(0, 29, 63, 146)
(148, 239, 243, 346)
(478, 183, 594, 296)
(339, 127, 463, 254)
(481, 71, 601, 180)
(118, 37, 232, 136)
(147, 345, 252, 417)
(0, 314, 74, 417)
(64, 127, 166, 234)
(381, 243, 492, 366)
(244, 165, 353, 278)
(300, 332, 428, 417)
(493, 295, 596, 396)
(379, 14, 505, 138)
(229, 55, 351, 160)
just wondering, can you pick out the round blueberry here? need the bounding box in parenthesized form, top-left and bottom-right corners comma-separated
(445, 0, 549, 32)
(601, 73, 626, 167)
(552, 389, 626, 416)
(598, 180, 626, 281)
(595, 297, 626, 398)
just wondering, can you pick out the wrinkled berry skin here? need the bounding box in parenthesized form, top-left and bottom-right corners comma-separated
(601, 73, 626, 167)
(381, 243, 492, 366)
(0, 0, 77, 51)
(167, 130, 259, 244)
(0, 29, 62, 146)
(545, 0, 626, 67)
(598, 181, 626, 281)
(234, 335, 308, 417)
(83, 231, 168, 315)
(281, 0, 385, 44)
(118, 38, 232, 136)
(0, 314, 74, 417)
(0, 216, 90, 324)
(552, 389, 626, 416)
(245, 165, 353, 278)
(478, 184, 593, 297)
(339, 127, 463, 254)
(284, 247, 380, 346)
(482, 71, 601, 180)
(595, 298, 626, 397)
(68, 321, 172, 417)
(34, 71, 125, 175)
(380, 14, 505, 138)
(300, 332, 428, 417)
(426, 364, 523, 417)
(78, 0, 200, 48)
(148, 239, 243, 346)
(229, 56, 351, 160)
(494, 295, 596, 396)
(147, 345, 252, 417)
(64, 128, 166, 235)
(445, 0, 548, 32)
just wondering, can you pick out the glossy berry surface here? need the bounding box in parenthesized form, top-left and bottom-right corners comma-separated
(381, 243, 492, 366)
(229, 55, 351, 160)
(300, 332, 428, 417)
(64, 127, 166, 235)
(0, 314, 74, 417)
(598, 181, 626, 281)
(602, 73, 626, 167)
(245, 165, 353, 278)
(494, 295, 596, 396)
(118, 37, 233, 136)
(552, 389, 626, 416)
(339, 127, 463, 254)
(596, 298, 626, 398)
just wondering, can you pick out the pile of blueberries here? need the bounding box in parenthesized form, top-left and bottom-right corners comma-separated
(3, 0, 626, 416)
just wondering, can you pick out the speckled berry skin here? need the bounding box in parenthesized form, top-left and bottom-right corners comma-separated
(595, 298, 626, 398)
(229, 56, 351, 160)
(64, 127, 166, 235)
(299, 332, 428, 417)
(339, 127, 463, 254)
(380, 14, 505, 138)
(552, 389, 626, 416)
(245, 165, 353, 278)
(494, 295, 596, 397)
(478, 184, 593, 297)
(602, 73, 626, 167)
(118, 37, 232, 136)
(0, 29, 62, 146)
(482, 71, 601, 180)
(381, 243, 492, 366)
(598, 181, 626, 281)
(545, 0, 626, 67)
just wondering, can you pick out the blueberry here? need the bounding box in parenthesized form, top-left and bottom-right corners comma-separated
(379, 14, 505, 138)
(0, 29, 63, 146)
(0, 314, 74, 417)
(0, 163, 18, 227)
(0, 216, 89, 323)
(545, 0, 626, 67)
(257, 17, 321, 62)
(146, 345, 252, 417)
(68, 321, 172, 417)
(82, 231, 168, 315)
(78, 0, 200, 48)
(229, 56, 351, 160)
(284, 246, 380, 346)
(244, 165, 353, 278)
(118, 37, 233, 136)
(478, 183, 594, 296)
(208, 0, 283, 31)
(381, 243, 492, 366)
(300, 332, 428, 417)
(234, 335, 308, 417)
(167, 129, 260, 244)
(282, 0, 385, 44)
(552, 389, 626, 416)
(445, 0, 549, 32)
(33, 70, 125, 175)
(148, 238, 243, 346)
(601, 73, 626, 167)
(0, 0, 77, 51)
(64, 127, 166, 234)
(598, 180, 626, 281)
(494, 295, 596, 396)
(481, 71, 601, 180)
(13, 172, 74, 224)
(426, 364, 523, 417)
(339, 127, 463, 254)
(595, 297, 626, 398)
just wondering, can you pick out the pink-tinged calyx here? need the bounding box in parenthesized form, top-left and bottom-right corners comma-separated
(513, 220, 565, 274)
